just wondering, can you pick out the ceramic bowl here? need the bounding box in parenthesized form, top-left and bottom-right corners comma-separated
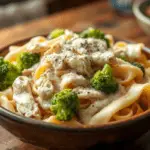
(133, 0, 150, 35)
(0, 37, 150, 149)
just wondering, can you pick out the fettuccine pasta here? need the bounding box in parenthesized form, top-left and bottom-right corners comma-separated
(0, 28, 150, 127)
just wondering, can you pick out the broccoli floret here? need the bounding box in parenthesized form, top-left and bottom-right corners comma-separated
(49, 29, 65, 39)
(5, 63, 21, 85)
(0, 57, 9, 82)
(0, 57, 20, 91)
(117, 55, 127, 61)
(116, 53, 127, 61)
(131, 62, 145, 76)
(91, 64, 118, 94)
(17, 52, 40, 71)
(50, 89, 79, 121)
(79, 27, 110, 48)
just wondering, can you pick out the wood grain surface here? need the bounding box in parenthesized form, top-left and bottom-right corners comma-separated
(0, 1, 149, 150)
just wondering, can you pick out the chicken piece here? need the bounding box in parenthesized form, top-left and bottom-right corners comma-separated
(13, 76, 41, 119)
(33, 75, 54, 100)
(63, 38, 107, 54)
(66, 54, 93, 77)
(91, 51, 116, 66)
(73, 87, 105, 100)
(46, 53, 66, 70)
(46, 50, 93, 77)
(45, 69, 60, 81)
(36, 97, 51, 111)
(60, 73, 89, 89)
(39, 69, 60, 91)
(33, 69, 59, 111)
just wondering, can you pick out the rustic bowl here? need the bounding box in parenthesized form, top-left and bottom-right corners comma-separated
(133, 0, 150, 35)
(0, 37, 150, 149)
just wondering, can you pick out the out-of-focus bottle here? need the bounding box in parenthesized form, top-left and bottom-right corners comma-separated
(109, 0, 134, 15)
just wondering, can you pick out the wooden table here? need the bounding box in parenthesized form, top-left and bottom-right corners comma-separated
(0, 1, 149, 150)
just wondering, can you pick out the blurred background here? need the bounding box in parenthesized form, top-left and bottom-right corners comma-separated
(0, 0, 149, 42)
(0, 0, 138, 29)
(0, 0, 99, 28)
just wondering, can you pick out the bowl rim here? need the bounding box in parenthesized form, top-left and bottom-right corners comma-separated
(0, 35, 150, 132)
(133, 0, 150, 25)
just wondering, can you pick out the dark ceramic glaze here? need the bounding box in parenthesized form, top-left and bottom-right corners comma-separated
(0, 37, 150, 149)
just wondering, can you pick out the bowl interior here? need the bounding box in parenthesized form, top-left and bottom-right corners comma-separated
(139, 0, 150, 18)
(0, 35, 150, 131)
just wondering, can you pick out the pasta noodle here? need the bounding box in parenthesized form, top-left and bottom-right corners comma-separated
(34, 63, 51, 80)
(113, 60, 143, 85)
(0, 95, 15, 112)
(0, 28, 150, 127)
(89, 83, 150, 125)
(113, 108, 133, 121)
(44, 116, 83, 127)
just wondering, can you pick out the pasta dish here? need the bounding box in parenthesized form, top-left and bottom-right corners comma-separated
(0, 28, 150, 127)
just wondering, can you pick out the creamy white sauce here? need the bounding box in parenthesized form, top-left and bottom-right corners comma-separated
(34, 76, 54, 100)
(36, 97, 51, 110)
(113, 43, 144, 60)
(12, 32, 115, 116)
(73, 87, 105, 100)
(63, 38, 107, 54)
(79, 85, 126, 124)
(3, 29, 147, 126)
(13, 76, 41, 118)
(91, 51, 115, 66)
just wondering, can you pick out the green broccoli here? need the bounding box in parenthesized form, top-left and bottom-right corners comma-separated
(131, 62, 145, 76)
(91, 64, 118, 94)
(0, 57, 9, 82)
(17, 52, 40, 71)
(0, 57, 20, 91)
(117, 55, 127, 61)
(50, 89, 79, 121)
(49, 29, 65, 39)
(79, 27, 110, 48)
(116, 53, 127, 61)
